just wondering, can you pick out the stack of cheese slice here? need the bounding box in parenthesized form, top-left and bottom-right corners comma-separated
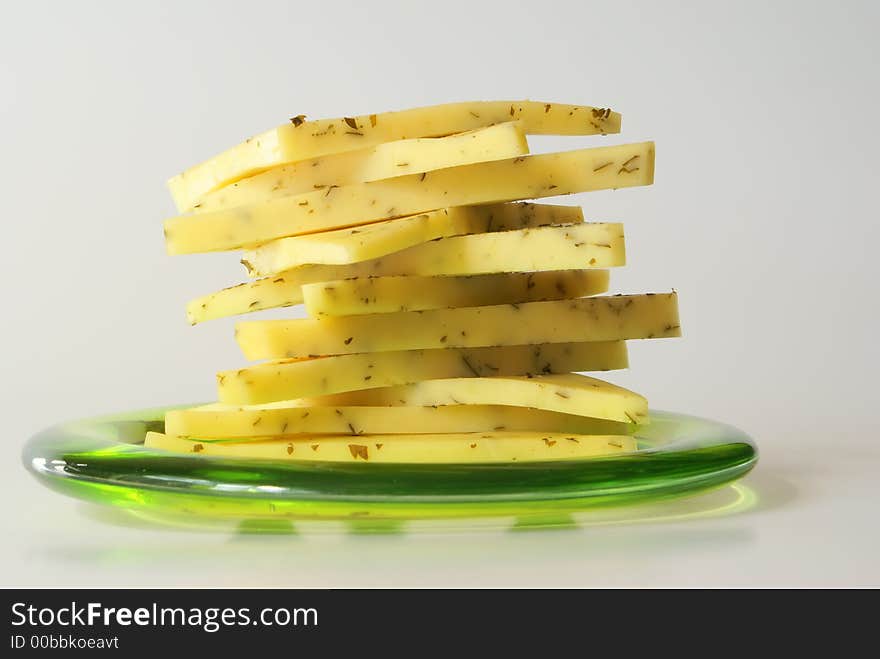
(147, 100, 681, 463)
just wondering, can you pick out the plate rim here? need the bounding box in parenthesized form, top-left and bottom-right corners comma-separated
(23, 405, 758, 518)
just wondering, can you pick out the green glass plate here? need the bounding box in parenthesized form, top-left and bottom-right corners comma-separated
(23, 406, 756, 530)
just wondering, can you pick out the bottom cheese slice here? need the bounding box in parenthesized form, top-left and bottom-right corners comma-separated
(145, 431, 636, 463)
(302, 374, 648, 424)
(302, 270, 608, 317)
(218, 341, 628, 404)
(165, 403, 633, 439)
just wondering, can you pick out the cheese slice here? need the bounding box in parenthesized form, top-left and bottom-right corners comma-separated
(242, 219, 623, 279)
(165, 403, 632, 439)
(303, 374, 648, 424)
(302, 270, 609, 317)
(145, 430, 636, 464)
(191, 123, 528, 212)
(240, 201, 583, 271)
(238, 210, 475, 270)
(167, 100, 621, 210)
(218, 341, 628, 405)
(235, 293, 679, 361)
(164, 141, 653, 254)
(186, 204, 589, 323)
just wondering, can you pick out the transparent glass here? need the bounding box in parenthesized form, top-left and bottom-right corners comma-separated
(23, 406, 757, 529)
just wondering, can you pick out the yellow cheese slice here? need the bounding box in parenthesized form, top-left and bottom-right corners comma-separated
(167, 100, 621, 210)
(186, 204, 588, 323)
(238, 210, 474, 270)
(145, 431, 636, 464)
(164, 141, 653, 254)
(303, 373, 647, 423)
(243, 219, 621, 279)
(165, 403, 632, 439)
(240, 201, 583, 271)
(235, 292, 679, 361)
(243, 220, 620, 284)
(218, 341, 628, 405)
(191, 123, 528, 212)
(302, 270, 609, 317)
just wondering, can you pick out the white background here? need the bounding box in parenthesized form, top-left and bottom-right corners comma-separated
(1, 0, 877, 586)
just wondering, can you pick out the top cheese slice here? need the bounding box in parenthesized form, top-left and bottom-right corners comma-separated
(168, 100, 620, 210)
(190, 122, 528, 213)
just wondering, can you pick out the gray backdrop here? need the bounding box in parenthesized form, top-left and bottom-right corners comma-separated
(1, 0, 877, 586)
